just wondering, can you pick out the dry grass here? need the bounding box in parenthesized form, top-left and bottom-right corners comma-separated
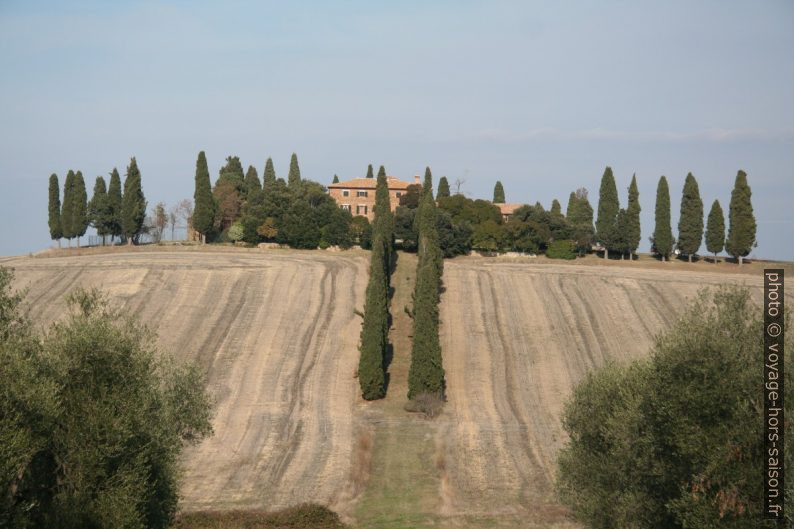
(174, 504, 348, 529)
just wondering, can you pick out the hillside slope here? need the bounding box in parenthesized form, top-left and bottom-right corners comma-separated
(5, 250, 368, 511)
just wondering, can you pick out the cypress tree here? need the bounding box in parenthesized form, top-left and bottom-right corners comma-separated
(288, 153, 302, 188)
(244, 165, 261, 199)
(705, 199, 725, 264)
(263, 157, 277, 190)
(596, 166, 619, 259)
(72, 171, 88, 247)
(626, 174, 641, 260)
(422, 167, 434, 197)
(106, 168, 123, 240)
(493, 181, 506, 203)
(566, 191, 578, 219)
(121, 157, 146, 245)
(437, 176, 450, 199)
(192, 151, 215, 243)
(87, 176, 108, 244)
(332, 174, 339, 184)
(677, 172, 704, 262)
(48, 173, 62, 246)
(61, 170, 75, 245)
(377, 165, 386, 178)
(366, 164, 374, 179)
(653, 176, 674, 261)
(551, 199, 562, 217)
(726, 170, 756, 266)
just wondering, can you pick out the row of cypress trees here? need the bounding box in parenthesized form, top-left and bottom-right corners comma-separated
(407, 168, 446, 401)
(357, 172, 395, 400)
(650, 170, 755, 264)
(594, 168, 642, 259)
(47, 158, 146, 247)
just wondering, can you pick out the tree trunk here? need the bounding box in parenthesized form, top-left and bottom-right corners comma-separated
(738, 255, 743, 266)
(604, 248, 608, 260)
(714, 252, 718, 264)
(688, 254, 692, 263)
(620, 253, 624, 260)
(57, 239, 61, 249)
(661, 255, 665, 262)
(127, 237, 133, 246)
(76, 237, 80, 248)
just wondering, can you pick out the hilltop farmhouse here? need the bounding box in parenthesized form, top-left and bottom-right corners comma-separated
(328, 175, 419, 221)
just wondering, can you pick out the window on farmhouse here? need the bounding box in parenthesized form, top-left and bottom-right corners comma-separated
(342, 189, 350, 197)
(341, 204, 351, 212)
(357, 190, 368, 197)
(356, 205, 368, 215)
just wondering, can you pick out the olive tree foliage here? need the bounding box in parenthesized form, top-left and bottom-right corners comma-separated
(0, 269, 213, 529)
(557, 286, 793, 529)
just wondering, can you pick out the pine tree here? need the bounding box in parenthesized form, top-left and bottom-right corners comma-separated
(72, 171, 88, 247)
(87, 176, 109, 244)
(493, 181, 506, 203)
(437, 176, 450, 199)
(653, 176, 674, 261)
(377, 165, 386, 178)
(705, 199, 725, 264)
(677, 172, 704, 262)
(626, 174, 641, 260)
(48, 173, 62, 246)
(244, 165, 261, 199)
(288, 153, 302, 188)
(121, 157, 146, 244)
(332, 174, 339, 184)
(61, 170, 75, 245)
(366, 164, 374, 179)
(263, 157, 277, 190)
(106, 168, 123, 240)
(192, 151, 215, 243)
(551, 199, 562, 217)
(726, 170, 756, 266)
(596, 166, 619, 259)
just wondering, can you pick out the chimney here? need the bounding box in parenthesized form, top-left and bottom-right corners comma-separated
(414, 174, 420, 184)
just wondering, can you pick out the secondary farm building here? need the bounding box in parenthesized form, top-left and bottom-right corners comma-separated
(328, 175, 419, 221)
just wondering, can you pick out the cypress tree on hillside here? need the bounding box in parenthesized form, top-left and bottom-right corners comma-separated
(677, 172, 704, 262)
(551, 199, 562, 217)
(121, 157, 146, 244)
(244, 165, 261, 199)
(288, 153, 302, 188)
(61, 170, 75, 245)
(263, 157, 277, 190)
(87, 176, 109, 244)
(493, 181, 506, 203)
(72, 171, 88, 247)
(192, 151, 215, 243)
(570, 188, 595, 255)
(612, 208, 630, 259)
(332, 174, 339, 184)
(437, 176, 450, 199)
(106, 168, 123, 240)
(48, 173, 62, 246)
(726, 170, 757, 266)
(626, 174, 641, 260)
(422, 167, 434, 197)
(377, 165, 386, 178)
(217, 156, 245, 189)
(366, 164, 374, 179)
(653, 176, 674, 261)
(596, 166, 619, 259)
(705, 199, 725, 264)
(566, 191, 578, 219)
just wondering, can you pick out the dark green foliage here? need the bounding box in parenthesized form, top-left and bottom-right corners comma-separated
(422, 167, 433, 197)
(87, 176, 112, 238)
(216, 156, 245, 192)
(263, 157, 277, 190)
(611, 208, 630, 258)
(332, 174, 339, 184)
(726, 170, 757, 264)
(436, 210, 472, 257)
(492, 180, 505, 203)
(47, 174, 62, 241)
(121, 158, 147, 243)
(677, 172, 704, 261)
(366, 164, 374, 179)
(192, 152, 216, 241)
(472, 220, 506, 251)
(377, 165, 386, 178)
(244, 165, 262, 199)
(408, 170, 445, 401)
(566, 188, 595, 255)
(652, 176, 674, 260)
(595, 166, 619, 257)
(705, 199, 725, 260)
(174, 504, 349, 529)
(106, 168, 123, 238)
(350, 215, 372, 249)
(71, 171, 88, 244)
(275, 183, 352, 249)
(550, 199, 562, 217)
(288, 153, 301, 188)
(437, 194, 502, 226)
(394, 206, 418, 251)
(546, 239, 576, 259)
(437, 176, 450, 199)
(398, 184, 423, 209)
(626, 174, 641, 258)
(557, 286, 793, 528)
(0, 276, 213, 529)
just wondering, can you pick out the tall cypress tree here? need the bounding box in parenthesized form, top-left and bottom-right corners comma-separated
(87, 176, 109, 244)
(566, 191, 578, 219)
(48, 173, 62, 247)
(726, 170, 756, 266)
(72, 171, 88, 247)
(288, 153, 301, 188)
(653, 176, 674, 261)
(437, 176, 450, 199)
(551, 199, 562, 217)
(377, 165, 386, 178)
(422, 167, 434, 197)
(263, 157, 277, 190)
(193, 151, 215, 243)
(705, 199, 725, 264)
(61, 170, 75, 245)
(244, 165, 261, 199)
(596, 166, 619, 259)
(332, 174, 339, 184)
(626, 174, 641, 260)
(493, 181, 506, 203)
(121, 157, 146, 244)
(366, 164, 374, 179)
(106, 168, 123, 240)
(613, 208, 630, 259)
(677, 172, 704, 262)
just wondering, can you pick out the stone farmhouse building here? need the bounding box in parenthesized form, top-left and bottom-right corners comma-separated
(328, 175, 419, 221)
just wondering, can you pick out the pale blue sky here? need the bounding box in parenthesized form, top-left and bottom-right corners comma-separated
(1, 1, 792, 258)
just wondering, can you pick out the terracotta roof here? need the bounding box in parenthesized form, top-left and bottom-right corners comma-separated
(328, 176, 414, 190)
(496, 203, 525, 216)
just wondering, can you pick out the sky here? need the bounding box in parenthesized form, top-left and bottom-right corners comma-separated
(1, 0, 792, 259)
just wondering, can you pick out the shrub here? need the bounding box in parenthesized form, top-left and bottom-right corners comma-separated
(228, 221, 244, 242)
(546, 239, 576, 259)
(404, 391, 444, 419)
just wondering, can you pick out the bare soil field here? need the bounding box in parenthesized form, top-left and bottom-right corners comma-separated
(4, 249, 368, 512)
(436, 256, 786, 526)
